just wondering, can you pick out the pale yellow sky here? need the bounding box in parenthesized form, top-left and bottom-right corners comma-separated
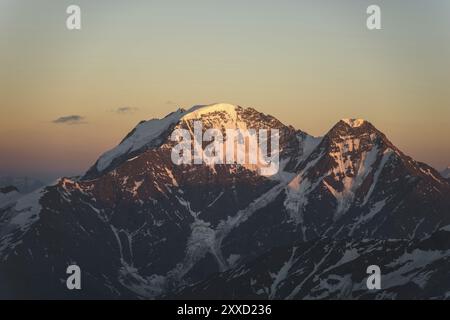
(1, 0, 449, 180)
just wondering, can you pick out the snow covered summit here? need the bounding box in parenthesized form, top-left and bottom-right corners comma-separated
(85, 103, 292, 179)
(92, 103, 241, 174)
(341, 118, 366, 128)
(182, 103, 238, 121)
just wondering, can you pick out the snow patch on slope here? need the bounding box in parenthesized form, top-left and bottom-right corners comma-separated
(327, 145, 380, 218)
(0, 187, 46, 258)
(269, 247, 297, 299)
(7, 188, 44, 230)
(96, 109, 186, 172)
(341, 118, 366, 128)
(349, 199, 387, 236)
(283, 151, 326, 233)
(381, 249, 449, 290)
(182, 103, 238, 122)
(362, 149, 393, 206)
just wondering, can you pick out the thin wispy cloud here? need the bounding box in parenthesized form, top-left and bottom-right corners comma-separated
(52, 115, 86, 125)
(114, 107, 139, 114)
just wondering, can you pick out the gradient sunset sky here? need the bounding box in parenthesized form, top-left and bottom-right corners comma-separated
(1, 0, 449, 181)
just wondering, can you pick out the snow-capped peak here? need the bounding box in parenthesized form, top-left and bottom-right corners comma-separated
(88, 103, 241, 176)
(341, 118, 366, 128)
(94, 108, 186, 172)
(182, 103, 238, 121)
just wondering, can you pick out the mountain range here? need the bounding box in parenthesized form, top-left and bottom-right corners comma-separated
(0, 103, 449, 299)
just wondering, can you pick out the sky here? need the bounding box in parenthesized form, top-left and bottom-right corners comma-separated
(1, 0, 450, 182)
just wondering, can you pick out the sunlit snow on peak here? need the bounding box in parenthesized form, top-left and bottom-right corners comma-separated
(94, 103, 241, 173)
(341, 118, 366, 128)
(182, 103, 238, 121)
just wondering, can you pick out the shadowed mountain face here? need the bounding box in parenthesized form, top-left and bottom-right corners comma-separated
(0, 104, 449, 299)
(173, 229, 450, 300)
